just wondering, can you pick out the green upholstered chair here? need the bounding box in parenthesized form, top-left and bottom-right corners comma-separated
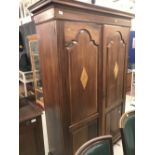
(75, 135, 113, 155)
(119, 110, 135, 155)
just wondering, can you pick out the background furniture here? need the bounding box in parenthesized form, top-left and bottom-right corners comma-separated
(119, 110, 135, 155)
(130, 69, 135, 97)
(75, 135, 113, 155)
(29, 1, 134, 154)
(19, 98, 45, 155)
(27, 34, 44, 108)
(19, 21, 36, 53)
(19, 70, 34, 97)
(126, 70, 132, 93)
(128, 31, 135, 69)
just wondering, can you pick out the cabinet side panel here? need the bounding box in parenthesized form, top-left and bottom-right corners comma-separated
(36, 21, 64, 155)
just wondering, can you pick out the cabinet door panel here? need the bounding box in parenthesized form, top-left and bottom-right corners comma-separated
(64, 22, 102, 154)
(105, 105, 122, 138)
(64, 22, 101, 124)
(71, 119, 98, 154)
(102, 25, 130, 141)
(105, 27, 127, 108)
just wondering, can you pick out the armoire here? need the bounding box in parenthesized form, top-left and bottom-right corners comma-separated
(29, 0, 134, 155)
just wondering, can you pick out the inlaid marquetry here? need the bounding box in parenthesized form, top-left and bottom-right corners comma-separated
(80, 67, 88, 89)
(114, 62, 119, 79)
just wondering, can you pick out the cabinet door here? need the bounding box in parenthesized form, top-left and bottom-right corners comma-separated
(64, 21, 102, 153)
(102, 25, 130, 141)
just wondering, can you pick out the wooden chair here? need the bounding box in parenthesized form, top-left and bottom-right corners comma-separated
(119, 110, 135, 155)
(75, 135, 114, 155)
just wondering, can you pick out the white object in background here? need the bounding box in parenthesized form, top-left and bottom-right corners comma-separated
(132, 38, 135, 49)
(20, 15, 32, 25)
(129, 69, 135, 107)
(75, 0, 92, 4)
(41, 112, 49, 155)
(125, 95, 135, 112)
(19, 70, 34, 96)
(95, 0, 115, 8)
(95, 0, 135, 13)
(130, 69, 135, 93)
(131, 18, 135, 31)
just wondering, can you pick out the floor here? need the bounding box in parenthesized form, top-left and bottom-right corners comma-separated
(113, 140, 124, 155)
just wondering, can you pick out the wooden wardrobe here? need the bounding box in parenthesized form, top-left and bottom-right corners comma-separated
(29, 1, 134, 154)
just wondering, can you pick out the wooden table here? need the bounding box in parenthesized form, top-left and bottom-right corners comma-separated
(19, 98, 45, 155)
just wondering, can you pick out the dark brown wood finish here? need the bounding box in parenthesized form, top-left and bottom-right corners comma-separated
(29, 0, 133, 19)
(19, 101, 42, 122)
(102, 25, 130, 142)
(20, 116, 45, 155)
(64, 22, 100, 124)
(29, 0, 134, 154)
(36, 21, 66, 154)
(19, 99, 45, 155)
(64, 21, 102, 153)
(32, 6, 132, 27)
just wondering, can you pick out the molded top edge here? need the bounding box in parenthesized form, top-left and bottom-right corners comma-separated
(29, 0, 135, 19)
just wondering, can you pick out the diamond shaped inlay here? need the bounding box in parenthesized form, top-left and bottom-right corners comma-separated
(80, 67, 88, 89)
(114, 62, 119, 79)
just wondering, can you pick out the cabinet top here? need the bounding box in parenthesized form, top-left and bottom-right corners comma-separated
(29, 0, 134, 19)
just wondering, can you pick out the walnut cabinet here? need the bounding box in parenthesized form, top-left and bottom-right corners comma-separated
(29, 1, 134, 154)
